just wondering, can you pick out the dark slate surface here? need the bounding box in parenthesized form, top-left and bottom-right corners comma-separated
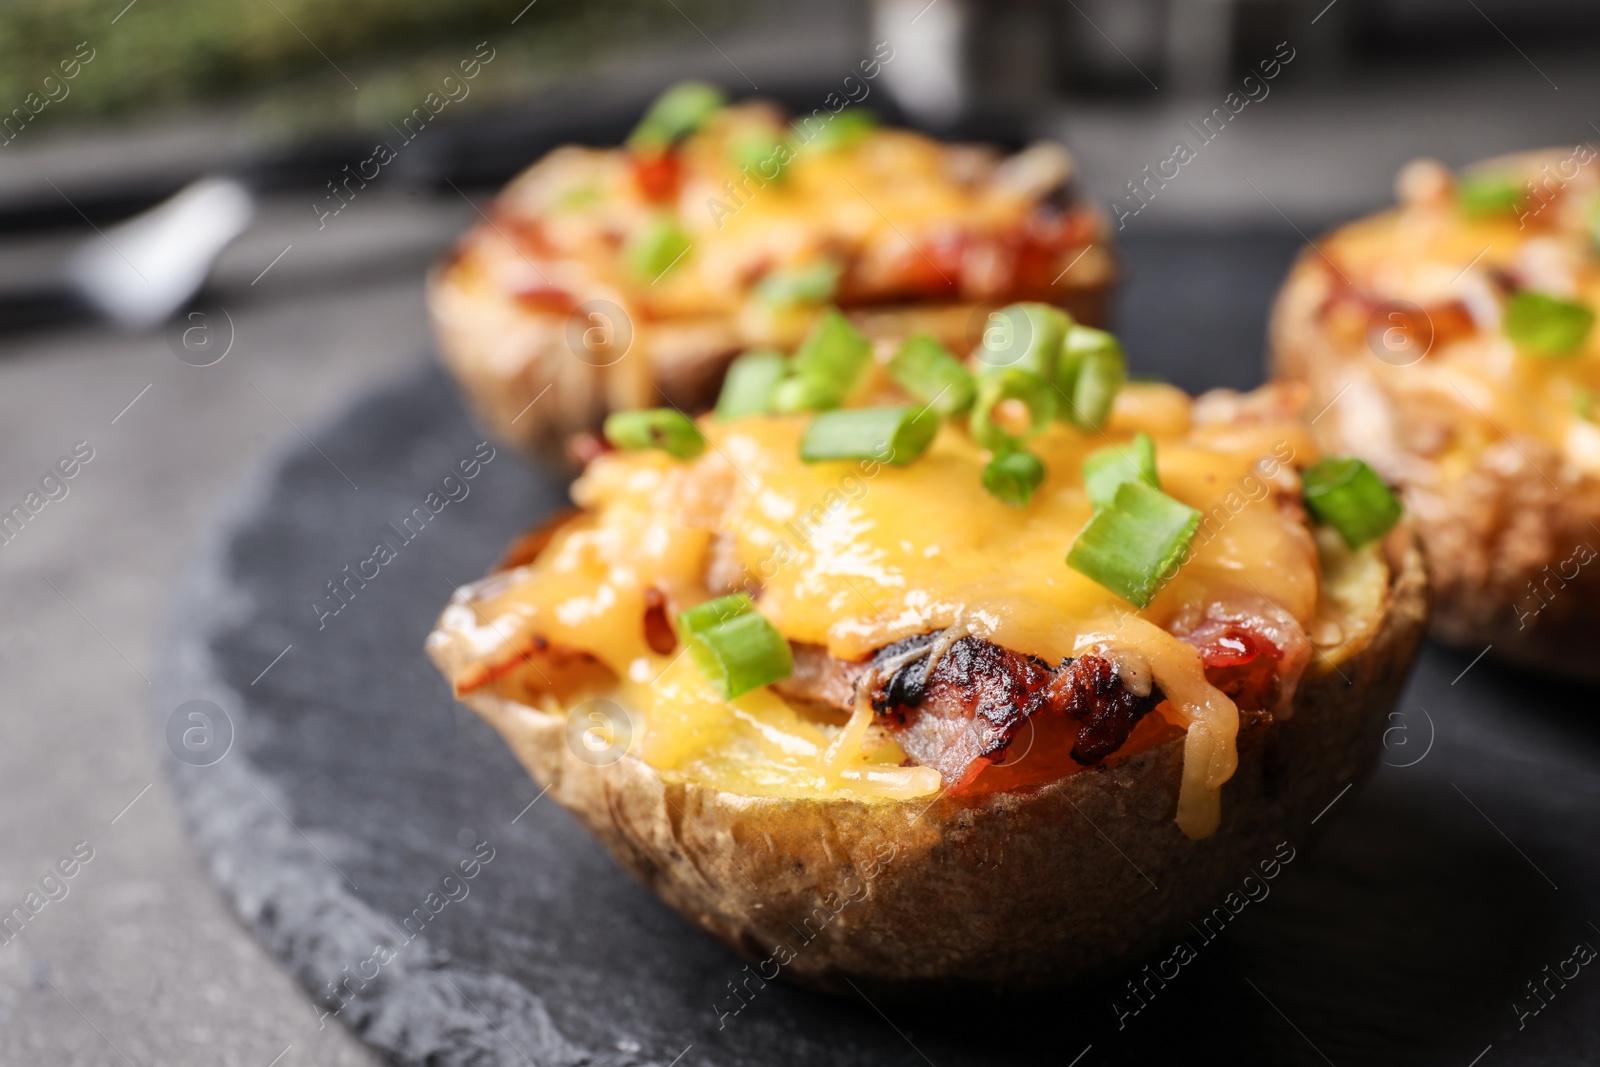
(160, 231, 1600, 1066)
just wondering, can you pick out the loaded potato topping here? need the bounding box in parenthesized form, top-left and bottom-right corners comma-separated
(448, 81, 1109, 366)
(429, 307, 1401, 839)
(1307, 149, 1600, 480)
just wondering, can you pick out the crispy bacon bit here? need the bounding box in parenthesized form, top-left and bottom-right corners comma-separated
(512, 286, 577, 316)
(1197, 627, 1280, 710)
(631, 149, 682, 202)
(772, 644, 865, 719)
(866, 634, 1165, 792)
(498, 215, 558, 257)
(1046, 654, 1161, 765)
(642, 588, 677, 655)
(1314, 273, 1481, 355)
(1171, 600, 1312, 713)
(567, 432, 612, 467)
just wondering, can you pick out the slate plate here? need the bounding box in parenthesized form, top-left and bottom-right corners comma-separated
(161, 230, 1600, 1067)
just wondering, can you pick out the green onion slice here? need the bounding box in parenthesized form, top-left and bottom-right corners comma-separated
(797, 107, 878, 152)
(978, 302, 1069, 378)
(629, 81, 727, 149)
(1059, 325, 1126, 431)
(969, 369, 1056, 452)
(755, 261, 839, 306)
(800, 406, 937, 466)
(1082, 432, 1158, 511)
(770, 375, 840, 415)
(772, 308, 873, 411)
(677, 594, 793, 700)
(1066, 480, 1201, 608)
(602, 408, 705, 459)
(983, 449, 1046, 507)
(626, 215, 692, 281)
(1574, 387, 1600, 424)
(1301, 457, 1402, 549)
(677, 592, 755, 637)
(1456, 171, 1523, 217)
(1504, 291, 1595, 356)
(732, 132, 791, 182)
(716, 351, 787, 420)
(888, 334, 976, 416)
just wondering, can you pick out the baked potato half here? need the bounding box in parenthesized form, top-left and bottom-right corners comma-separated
(1272, 148, 1600, 676)
(428, 82, 1114, 459)
(428, 323, 1427, 993)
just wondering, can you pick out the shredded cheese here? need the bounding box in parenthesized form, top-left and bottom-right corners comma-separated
(430, 383, 1334, 827)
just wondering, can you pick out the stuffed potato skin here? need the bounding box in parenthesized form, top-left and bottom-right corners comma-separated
(428, 101, 1115, 461)
(1270, 149, 1600, 676)
(441, 533, 1426, 994)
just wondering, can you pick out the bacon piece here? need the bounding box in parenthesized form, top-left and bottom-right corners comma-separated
(566, 432, 611, 468)
(772, 643, 866, 718)
(872, 636, 1054, 788)
(1045, 654, 1162, 765)
(511, 286, 577, 316)
(776, 634, 1168, 788)
(642, 587, 677, 655)
(630, 149, 682, 202)
(866, 634, 1166, 792)
(1171, 600, 1312, 713)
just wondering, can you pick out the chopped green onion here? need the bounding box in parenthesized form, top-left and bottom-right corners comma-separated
(554, 184, 601, 212)
(677, 595, 793, 699)
(626, 215, 692, 281)
(1066, 481, 1201, 608)
(983, 449, 1045, 507)
(716, 351, 787, 420)
(1504, 291, 1594, 356)
(1574, 387, 1600, 423)
(969, 369, 1056, 452)
(1457, 171, 1523, 217)
(978, 302, 1069, 377)
(629, 81, 727, 149)
(1058, 325, 1126, 431)
(755, 261, 839, 306)
(1302, 457, 1402, 549)
(770, 375, 841, 414)
(798, 107, 878, 152)
(888, 334, 975, 416)
(732, 132, 792, 182)
(1082, 432, 1158, 511)
(677, 592, 755, 637)
(772, 308, 873, 411)
(602, 408, 705, 459)
(800, 406, 937, 466)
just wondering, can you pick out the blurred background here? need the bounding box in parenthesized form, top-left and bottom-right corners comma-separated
(2, 0, 1598, 1062)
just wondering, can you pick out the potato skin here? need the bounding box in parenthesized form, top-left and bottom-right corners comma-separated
(430, 254, 1113, 463)
(1271, 251, 1600, 679)
(443, 535, 1426, 995)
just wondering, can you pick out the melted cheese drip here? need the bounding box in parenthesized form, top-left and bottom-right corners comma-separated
(1320, 152, 1600, 475)
(443, 384, 1328, 836)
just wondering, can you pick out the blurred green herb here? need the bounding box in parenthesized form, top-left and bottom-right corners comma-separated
(0, 0, 734, 137)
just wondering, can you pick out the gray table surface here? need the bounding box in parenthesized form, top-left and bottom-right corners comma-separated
(2, 35, 1598, 1064)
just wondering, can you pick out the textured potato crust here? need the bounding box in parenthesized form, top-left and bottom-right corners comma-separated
(441, 535, 1427, 994)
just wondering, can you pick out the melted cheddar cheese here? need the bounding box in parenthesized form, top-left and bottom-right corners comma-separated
(1316, 149, 1600, 478)
(429, 383, 1381, 839)
(459, 102, 1111, 331)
